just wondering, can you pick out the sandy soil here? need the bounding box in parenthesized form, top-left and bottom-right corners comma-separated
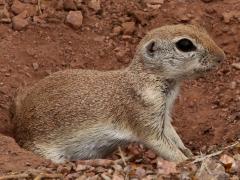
(0, 0, 239, 178)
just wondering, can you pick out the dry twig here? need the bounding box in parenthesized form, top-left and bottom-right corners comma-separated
(118, 146, 127, 166)
(37, 0, 42, 15)
(114, 155, 133, 165)
(191, 141, 239, 164)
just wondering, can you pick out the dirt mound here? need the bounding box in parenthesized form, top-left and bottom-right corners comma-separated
(0, 0, 239, 178)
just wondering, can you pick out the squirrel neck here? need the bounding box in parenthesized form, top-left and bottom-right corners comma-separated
(126, 56, 182, 87)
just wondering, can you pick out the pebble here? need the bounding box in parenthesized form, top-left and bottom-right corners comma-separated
(231, 175, 240, 180)
(12, 15, 29, 31)
(65, 10, 83, 29)
(0, 86, 9, 94)
(121, 21, 135, 35)
(76, 175, 87, 180)
(144, 0, 164, 9)
(11, 0, 26, 15)
(112, 164, 123, 171)
(63, 0, 77, 10)
(93, 35, 105, 42)
(116, 50, 130, 64)
(76, 164, 89, 171)
(232, 63, 240, 70)
(112, 26, 122, 35)
(0, 7, 11, 23)
(145, 149, 157, 159)
(57, 165, 72, 174)
(135, 167, 146, 177)
(56, 0, 64, 10)
(222, 11, 239, 24)
(32, 62, 39, 70)
(88, 0, 101, 11)
(11, 0, 36, 16)
(101, 173, 111, 180)
(75, 0, 83, 9)
(179, 14, 191, 23)
(0, 7, 10, 18)
(112, 173, 124, 180)
(66, 173, 80, 179)
(230, 81, 237, 89)
(220, 154, 235, 166)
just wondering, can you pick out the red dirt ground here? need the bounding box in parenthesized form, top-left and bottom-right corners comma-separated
(0, 0, 240, 176)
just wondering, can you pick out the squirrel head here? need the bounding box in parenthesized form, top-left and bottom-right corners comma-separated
(132, 24, 225, 79)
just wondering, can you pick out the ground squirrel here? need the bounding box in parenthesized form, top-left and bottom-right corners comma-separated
(13, 24, 225, 163)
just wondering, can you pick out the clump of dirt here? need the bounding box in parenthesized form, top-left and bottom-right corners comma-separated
(0, 0, 240, 178)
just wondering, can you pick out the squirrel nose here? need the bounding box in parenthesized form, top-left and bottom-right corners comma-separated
(214, 51, 225, 64)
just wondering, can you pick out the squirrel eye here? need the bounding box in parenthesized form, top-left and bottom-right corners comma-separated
(176, 38, 196, 52)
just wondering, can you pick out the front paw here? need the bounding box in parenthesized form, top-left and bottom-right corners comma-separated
(180, 147, 193, 158)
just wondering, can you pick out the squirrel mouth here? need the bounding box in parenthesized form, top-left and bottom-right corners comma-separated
(193, 67, 213, 73)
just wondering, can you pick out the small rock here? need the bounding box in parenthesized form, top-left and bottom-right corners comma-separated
(74, 0, 83, 9)
(179, 15, 191, 23)
(135, 167, 146, 177)
(222, 11, 240, 23)
(0, 86, 9, 95)
(76, 175, 87, 180)
(93, 35, 105, 42)
(11, 0, 36, 16)
(12, 16, 29, 30)
(223, 12, 233, 23)
(232, 63, 240, 70)
(65, 11, 83, 29)
(57, 164, 72, 174)
(0, 6, 10, 18)
(56, 0, 64, 10)
(196, 159, 228, 179)
(121, 21, 135, 35)
(33, 16, 46, 24)
(0, 0, 5, 5)
(5, 73, 11, 77)
(112, 26, 122, 35)
(230, 81, 237, 89)
(63, 0, 77, 10)
(130, 10, 149, 26)
(116, 50, 130, 64)
(230, 175, 240, 180)
(144, 0, 164, 9)
(220, 154, 236, 171)
(233, 154, 240, 161)
(17, 10, 28, 19)
(76, 164, 89, 171)
(157, 159, 177, 175)
(147, 0, 164, 3)
(11, 0, 26, 14)
(0, 7, 11, 23)
(112, 164, 123, 171)
(112, 173, 124, 180)
(32, 62, 39, 70)
(101, 173, 111, 180)
(88, 0, 101, 11)
(145, 149, 157, 159)
(0, 18, 11, 23)
(66, 173, 79, 179)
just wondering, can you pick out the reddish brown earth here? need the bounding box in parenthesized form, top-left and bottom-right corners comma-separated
(0, 0, 240, 178)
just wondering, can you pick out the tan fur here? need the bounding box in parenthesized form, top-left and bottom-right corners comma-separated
(13, 24, 225, 163)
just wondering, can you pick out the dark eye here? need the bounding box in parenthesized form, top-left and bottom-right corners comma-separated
(176, 38, 196, 52)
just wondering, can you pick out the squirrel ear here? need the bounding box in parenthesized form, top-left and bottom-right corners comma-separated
(145, 40, 157, 58)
